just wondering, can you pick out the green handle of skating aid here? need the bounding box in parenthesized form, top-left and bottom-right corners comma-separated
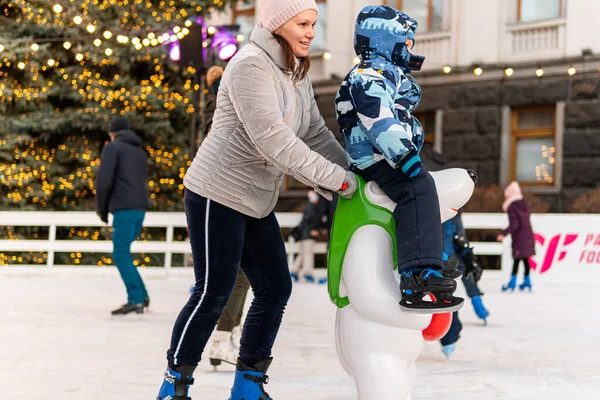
(327, 175, 397, 309)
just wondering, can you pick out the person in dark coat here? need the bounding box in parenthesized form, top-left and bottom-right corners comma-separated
(497, 181, 536, 292)
(96, 116, 150, 315)
(421, 142, 490, 357)
(290, 190, 325, 283)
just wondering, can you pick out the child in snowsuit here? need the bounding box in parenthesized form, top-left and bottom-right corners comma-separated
(335, 5, 462, 314)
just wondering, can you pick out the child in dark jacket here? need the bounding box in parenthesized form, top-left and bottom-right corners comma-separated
(335, 5, 462, 314)
(440, 211, 491, 357)
(498, 181, 536, 291)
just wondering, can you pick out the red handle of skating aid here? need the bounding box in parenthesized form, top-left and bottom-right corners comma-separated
(340, 182, 349, 190)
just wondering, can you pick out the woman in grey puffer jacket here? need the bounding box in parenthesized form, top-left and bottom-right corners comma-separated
(157, 1, 358, 399)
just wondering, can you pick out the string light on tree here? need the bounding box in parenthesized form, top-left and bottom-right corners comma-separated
(52, 4, 63, 14)
(0, 0, 237, 242)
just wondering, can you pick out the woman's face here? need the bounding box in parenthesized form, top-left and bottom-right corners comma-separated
(274, 9, 318, 58)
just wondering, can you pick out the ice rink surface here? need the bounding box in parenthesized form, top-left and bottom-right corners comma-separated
(1, 268, 598, 400)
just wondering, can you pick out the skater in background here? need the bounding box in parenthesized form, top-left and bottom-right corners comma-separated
(335, 4, 463, 314)
(157, 0, 357, 398)
(202, 65, 224, 138)
(439, 210, 490, 357)
(420, 141, 490, 357)
(498, 181, 536, 292)
(206, 271, 251, 367)
(290, 190, 327, 284)
(96, 116, 150, 316)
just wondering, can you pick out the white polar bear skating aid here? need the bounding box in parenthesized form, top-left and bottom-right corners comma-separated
(327, 168, 476, 400)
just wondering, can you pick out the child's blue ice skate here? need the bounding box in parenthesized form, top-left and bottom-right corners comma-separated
(157, 367, 195, 400)
(229, 358, 273, 400)
(502, 274, 517, 292)
(290, 273, 299, 282)
(441, 343, 456, 358)
(519, 275, 532, 291)
(471, 295, 490, 324)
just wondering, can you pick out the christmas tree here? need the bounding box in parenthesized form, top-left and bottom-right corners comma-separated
(0, 0, 237, 212)
(0, 0, 238, 266)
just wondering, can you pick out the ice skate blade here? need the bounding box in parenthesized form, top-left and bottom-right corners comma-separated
(210, 357, 236, 367)
(400, 301, 464, 314)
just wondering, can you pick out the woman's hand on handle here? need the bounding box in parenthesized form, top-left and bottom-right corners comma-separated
(338, 171, 358, 199)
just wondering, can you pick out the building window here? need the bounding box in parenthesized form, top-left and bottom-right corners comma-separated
(232, 0, 256, 43)
(311, 0, 328, 52)
(384, 0, 444, 32)
(518, 0, 561, 23)
(511, 107, 556, 186)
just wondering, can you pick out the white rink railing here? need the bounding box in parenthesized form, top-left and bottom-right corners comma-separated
(0, 211, 506, 270)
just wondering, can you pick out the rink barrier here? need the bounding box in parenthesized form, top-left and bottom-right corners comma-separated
(0, 211, 506, 270)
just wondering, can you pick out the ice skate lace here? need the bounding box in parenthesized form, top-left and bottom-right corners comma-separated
(419, 268, 444, 280)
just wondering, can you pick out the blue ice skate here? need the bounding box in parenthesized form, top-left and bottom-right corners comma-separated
(501, 274, 517, 292)
(441, 343, 456, 358)
(471, 295, 490, 325)
(229, 358, 273, 400)
(157, 367, 195, 400)
(519, 275, 532, 291)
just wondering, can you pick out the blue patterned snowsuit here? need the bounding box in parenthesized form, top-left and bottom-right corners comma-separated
(335, 5, 442, 270)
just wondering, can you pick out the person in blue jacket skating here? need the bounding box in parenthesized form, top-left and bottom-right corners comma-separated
(439, 210, 491, 357)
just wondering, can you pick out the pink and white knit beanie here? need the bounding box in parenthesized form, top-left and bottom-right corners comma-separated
(260, 0, 319, 33)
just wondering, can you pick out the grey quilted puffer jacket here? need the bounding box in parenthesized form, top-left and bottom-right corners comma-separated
(183, 25, 347, 218)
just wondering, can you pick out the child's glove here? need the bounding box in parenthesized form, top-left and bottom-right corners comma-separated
(338, 171, 358, 199)
(397, 150, 421, 178)
(465, 260, 483, 283)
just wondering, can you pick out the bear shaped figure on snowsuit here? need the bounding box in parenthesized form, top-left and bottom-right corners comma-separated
(328, 168, 476, 400)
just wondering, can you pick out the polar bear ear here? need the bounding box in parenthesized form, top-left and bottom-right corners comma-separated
(429, 168, 475, 223)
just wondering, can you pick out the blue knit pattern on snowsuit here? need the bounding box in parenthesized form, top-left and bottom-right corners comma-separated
(335, 5, 425, 170)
